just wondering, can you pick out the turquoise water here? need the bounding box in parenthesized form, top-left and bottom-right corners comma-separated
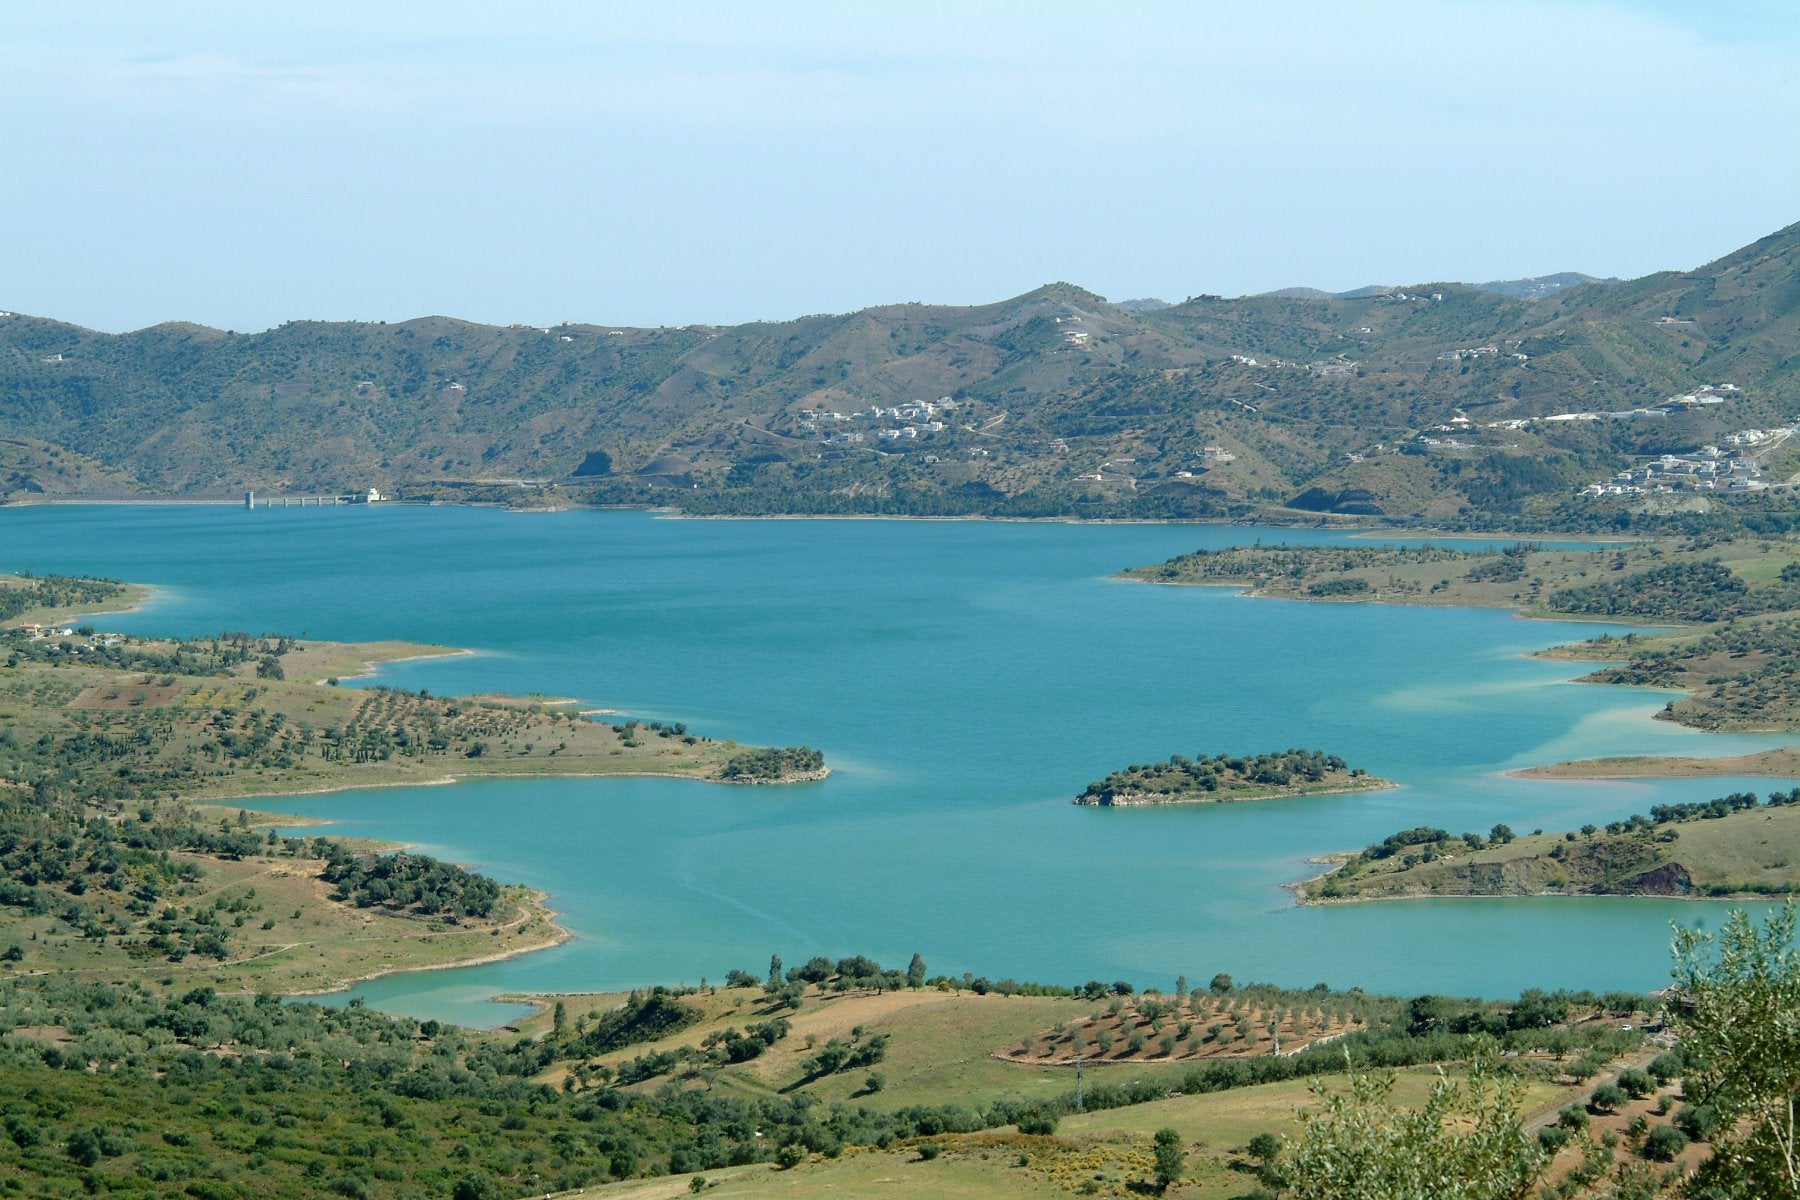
(4, 505, 1792, 1025)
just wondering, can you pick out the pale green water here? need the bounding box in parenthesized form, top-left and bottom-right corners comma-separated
(4, 506, 1791, 1026)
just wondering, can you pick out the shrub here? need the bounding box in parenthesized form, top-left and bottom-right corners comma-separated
(1674, 1103, 1719, 1142)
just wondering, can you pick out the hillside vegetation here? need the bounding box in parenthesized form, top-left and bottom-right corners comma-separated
(6, 224, 1800, 526)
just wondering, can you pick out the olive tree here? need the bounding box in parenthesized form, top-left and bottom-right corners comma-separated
(1673, 902, 1800, 1198)
(1279, 1043, 1544, 1200)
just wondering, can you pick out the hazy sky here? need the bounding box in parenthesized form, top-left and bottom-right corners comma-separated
(4, 1, 1798, 332)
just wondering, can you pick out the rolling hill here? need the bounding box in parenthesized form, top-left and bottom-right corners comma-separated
(3, 223, 1798, 523)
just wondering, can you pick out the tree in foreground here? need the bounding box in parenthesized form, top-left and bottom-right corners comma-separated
(1277, 1042, 1544, 1200)
(1674, 902, 1800, 1199)
(1152, 1127, 1185, 1194)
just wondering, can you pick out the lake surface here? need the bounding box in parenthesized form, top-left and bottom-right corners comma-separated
(5, 505, 1792, 1025)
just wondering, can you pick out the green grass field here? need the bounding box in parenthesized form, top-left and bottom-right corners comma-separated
(569, 1067, 1588, 1200)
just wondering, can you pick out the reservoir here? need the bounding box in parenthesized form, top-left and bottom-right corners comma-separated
(4, 504, 1791, 1024)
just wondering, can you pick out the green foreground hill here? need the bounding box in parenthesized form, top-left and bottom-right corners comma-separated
(6, 223, 1800, 526)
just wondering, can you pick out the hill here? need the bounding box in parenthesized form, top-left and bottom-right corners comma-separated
(1299, 788, 1800, 904)
(1474, 272, 1619, 300)
(4, 224, 1800, 524)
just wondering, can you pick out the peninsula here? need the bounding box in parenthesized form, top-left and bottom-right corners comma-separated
(1294, 788, 1800, 904)
(1122, 538, 1800, 785)
(0, 573, 829, 993)
(1073, 748, 1388, 806)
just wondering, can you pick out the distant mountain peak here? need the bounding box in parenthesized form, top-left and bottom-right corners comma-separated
(1017, 281, 1110, 307)
(1255, 287, 1335, 301)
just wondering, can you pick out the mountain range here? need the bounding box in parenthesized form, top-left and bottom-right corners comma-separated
(2, 223, 1797, 524)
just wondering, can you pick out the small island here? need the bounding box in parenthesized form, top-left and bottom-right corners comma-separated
(1073, 748, 1389, 806)
(1295, 787, 1800, 904)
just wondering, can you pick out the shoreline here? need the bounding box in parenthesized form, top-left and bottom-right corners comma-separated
(11, 579, 159, 626)
(279, 888, 574, 999)
(1291, 882, 1794, 908)
(215, 759, 833, 1011)
(1123, 573, 1683, 629)
(5, 494, 1670, 545)
(327, 644, 481, 685)
(220, 764, 832, 806)
(3, 494, 1409, 531)
(1282, 854, 1793, 908)
(1506, 746, 1800, 781)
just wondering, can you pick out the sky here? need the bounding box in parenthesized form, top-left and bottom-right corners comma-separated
(3, 1, 1799, 333)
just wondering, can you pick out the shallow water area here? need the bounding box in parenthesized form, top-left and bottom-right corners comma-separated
(5, 505, 1793, 1023)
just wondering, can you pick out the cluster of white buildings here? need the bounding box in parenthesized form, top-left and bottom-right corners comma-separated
(1582, 439, 1779, 498)
(1489, 384, 1742, 430)
(1054, 316, 1091, 348)
(1438, 344, 1530, 363)
(799, 397, 959, 447)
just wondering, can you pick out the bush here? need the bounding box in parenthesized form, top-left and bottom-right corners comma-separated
(451, 1175, 503, 1200)
(916, 1143, 943, 1161)
(1642, 1124, 1689, 1161)
(1674, 1103, 1719, 1142)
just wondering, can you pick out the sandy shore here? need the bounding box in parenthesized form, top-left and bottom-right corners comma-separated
(1510, 747, 1800, 780)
